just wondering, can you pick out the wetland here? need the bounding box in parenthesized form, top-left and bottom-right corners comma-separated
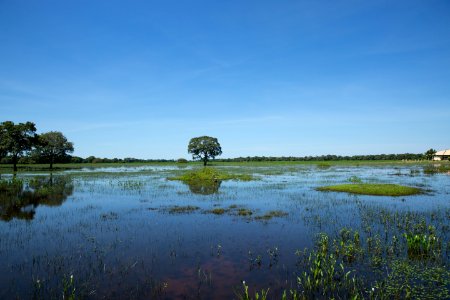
(0, 162, 449, 299)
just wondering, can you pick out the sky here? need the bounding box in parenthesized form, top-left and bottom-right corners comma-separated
(0, 0, 449, 159)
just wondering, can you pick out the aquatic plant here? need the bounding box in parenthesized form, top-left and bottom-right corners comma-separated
(62, 274, 76, 300)
(371, 260, 450, 299)
(247, 251, 262, 269)
(267, 246, 279, 267)
(297, 249, 360, 298)
(333, 228, 362, 263)
(404, 224, 441, 259)
(237, 281, 269, 300)
(347, 176, 363, 183)
(423, 164, 450, 174)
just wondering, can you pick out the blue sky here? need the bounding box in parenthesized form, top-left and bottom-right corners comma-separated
(1, 0, 449, 159)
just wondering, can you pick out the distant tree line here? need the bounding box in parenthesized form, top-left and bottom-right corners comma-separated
(68, 156, 175, 164)
(216, 153, 425, 162)
(4, 153, 426, 166)
(1, 153, 174, 165)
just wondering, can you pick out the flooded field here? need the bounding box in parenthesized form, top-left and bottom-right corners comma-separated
(0, 163, 449, 299)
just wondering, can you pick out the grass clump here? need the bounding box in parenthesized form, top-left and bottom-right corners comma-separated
(207, 208, 228, 215)
(255, 210, 288, 221)
(169, 167, 253, 182)
(237, 208, 253, 216)
(317, 183, 421, 196)
(423, 164, 450, 174)
(167, 205, 199, 214)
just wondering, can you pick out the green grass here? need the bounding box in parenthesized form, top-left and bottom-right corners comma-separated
(317, 183, 421, 196)
(168, 167, 254, 182)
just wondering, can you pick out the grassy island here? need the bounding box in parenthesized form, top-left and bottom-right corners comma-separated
(168, 167, 253, 182)
(317, 183, 421, 196)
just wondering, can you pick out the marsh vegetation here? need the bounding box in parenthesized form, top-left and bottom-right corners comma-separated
(0, 162, 448, 299)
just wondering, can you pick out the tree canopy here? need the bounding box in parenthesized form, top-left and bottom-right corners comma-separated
(36, 131, 74, 169)
(425, 148, 437, 160)
(188, 136, 222, 166)
(0, 127, 7, 161)
(0, 121, 37, 172)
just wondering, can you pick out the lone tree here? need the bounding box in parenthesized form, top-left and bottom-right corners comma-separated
(0, 127, 7, 162)
(188, 136, 222, 166)
(0, 121, 37, 172)
(36, 131, 74, 170)
(425, 148, 437, 160)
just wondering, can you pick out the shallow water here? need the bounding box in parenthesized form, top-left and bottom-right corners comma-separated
(0, 164, 449, 299)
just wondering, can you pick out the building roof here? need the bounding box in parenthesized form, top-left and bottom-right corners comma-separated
(435, 149, 450, 156)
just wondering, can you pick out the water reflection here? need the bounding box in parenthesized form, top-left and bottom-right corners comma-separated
(185, 180, 222, 195)
(0, 175, 74, 222)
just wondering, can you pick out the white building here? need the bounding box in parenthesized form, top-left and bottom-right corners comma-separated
(433, 149, 450, 161)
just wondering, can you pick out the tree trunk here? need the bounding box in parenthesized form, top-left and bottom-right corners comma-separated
(203, 158, 207, 166)
(50, 157, 53, 170)
(12, 155, 17, 173)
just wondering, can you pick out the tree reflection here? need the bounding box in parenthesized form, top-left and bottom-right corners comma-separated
(185, 180, 222, 195)
(0, 175, 74, 222)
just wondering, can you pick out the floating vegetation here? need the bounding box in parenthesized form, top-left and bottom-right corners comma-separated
(237, 208, 253, 216)
(167, 205, 200, 214)
(317, 183, 421, 196)
(255, 210, 288, 221)
(207, 208, 228, 215)
(372, 260, 450, 299)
